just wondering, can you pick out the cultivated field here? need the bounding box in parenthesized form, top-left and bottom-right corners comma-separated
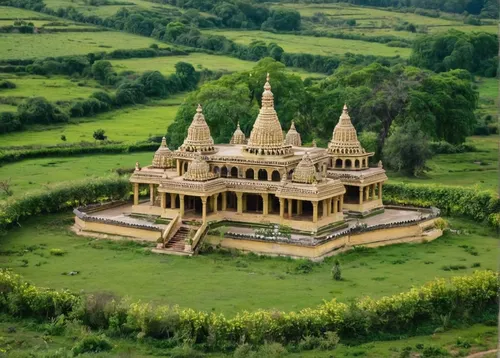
(203, 30, 412, 57)
(0, 32, 164, 60)
(0, 214, 495, 315)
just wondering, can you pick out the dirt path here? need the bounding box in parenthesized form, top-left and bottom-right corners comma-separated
(467, 349, 498, 358)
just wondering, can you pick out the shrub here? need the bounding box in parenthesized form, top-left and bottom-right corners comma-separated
(319, 331, 340, 350)
(257, 342, 287, 357)
(433, 218, 449, 230)
(93, 129, 107, 141)
(50, 248, 66, 256)
(332, 259, 342, 281)
(0, 80, 16, 89)
(71, 334, 112, 355)
(17, 97, 68, 125)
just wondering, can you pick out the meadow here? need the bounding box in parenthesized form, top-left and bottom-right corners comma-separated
(0, 5, 55, 19)
(0, 214, 495, 316)
(203, 29, 412, 57)
(0, 31, 164, 60)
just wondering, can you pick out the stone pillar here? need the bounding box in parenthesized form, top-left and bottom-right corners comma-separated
(201, 197, 207, 224)
(340, 195, 344, 211)
(222, 192, 227, 211)
(342, 159, 345, 169)
(322, 200, 328, 218)
(149, 184, 154, 205)
(213, 194, 219, 214)
(288, 198, 293, 218)
(236, 192, 243, 214)
(179, 194, 185, 218)
(359, 187, 364, 205)
(170, 193, 177, 209)
(242, 194, 247, 212)
(333, 197, 338, 213)
(279, 198, 285, 222)
(262, 193, 268, 216)
(133, 183, 139, 205)
(372, 184, 377, 200)
(254, 170, 258, 180)
(365, 186, 370, 201)
(297, 200, 303, 216)
(176, 160, 181, 176)
(327, 198, 332, 216)
(378, 182, 383, 199)
(160, 192, 166, 209)
(312, 201, 318, 223)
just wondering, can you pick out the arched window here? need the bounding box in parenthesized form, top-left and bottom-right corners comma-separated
(230, 167, 238, 178)
(245, 168, 254, 179)
(345, 159, 352, 168)
(213, 166, 220, 175)
(335, 159, 342, 168)
(354, 160, 359, 168)
(258, 169, 268, 180)
(271, 170, 281, 181)
(221, 167, 228, 177)
(183, 161, 189, 172)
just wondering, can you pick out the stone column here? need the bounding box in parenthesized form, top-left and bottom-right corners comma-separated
(372, 184, 377, 200)
(176, 160, 181, 176)
(279, 198, 285, 222)
(327, 198, 332, 216)
(242, 194, 247, 212)
(213, 194, 219, 214)
(149, 184, 154, 205)
(222, 192, 227, 211)
(359, 187, 364, 205)
(160, 192, 166, 209)
(312, 201, 318, 223)
(378, 182, 383, 199)
(297, 200, 303, 216)
(170, 193, 177, 209)
(288, 198, 293, 218)
(133, 183, 139, 205)
(340, 195, 344, 211)
(179, 194, 185, 218)
(365, 186, 370, 201)
(262, 193, 268, 216)
(322, 200, 328, 218)
(236, 192, 243, 214)
(201, 197, 207, 223)
(254, 170, 258, 180)
(333, 197, 338, 213)
(342, 160, 345, 169)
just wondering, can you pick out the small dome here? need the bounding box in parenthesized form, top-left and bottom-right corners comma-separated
(183, 153, 216, 182)
(328, 104, 366, 155)
(180, 104, 216, 153)
(285, 121, 302, 146)
(152, 137, 172, 168)
(292, 152, 318, 184)
(230, 122, 246, 145)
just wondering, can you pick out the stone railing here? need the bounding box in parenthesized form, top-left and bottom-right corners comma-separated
(190, 222, 208, 253)
(76, 200, 129, 214)
(162, 214, 180, 246)
(73, 208, 162, 232)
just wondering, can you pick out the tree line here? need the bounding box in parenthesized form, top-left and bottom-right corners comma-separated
(167, 58, 478, 176)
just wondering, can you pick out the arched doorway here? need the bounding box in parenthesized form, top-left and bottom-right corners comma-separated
(221, 167, 228, 177)
(258, 169, 268, 180)
(345, 159, 352, 168)
(230, 167, 238, 178)
(183, 161, 189, 173)
(271, 170, 281, 181)
(335, 159, 342, 168)
(213, 166, 220, 175)
(245, 168, 254, 179)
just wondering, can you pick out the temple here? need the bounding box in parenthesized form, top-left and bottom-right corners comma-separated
(74, 74, 442, 259)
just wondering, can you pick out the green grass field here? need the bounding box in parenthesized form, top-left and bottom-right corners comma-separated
(0, 74, 103, 103)
(0, 152, 153, 201)
(0, 103, 180, 147)
(0, 6, 56, 19)
(389, 136, 498, 192)
(203, 30, 412, 57)
(0, 31, 165, 60)
(0, 214, 495, 315)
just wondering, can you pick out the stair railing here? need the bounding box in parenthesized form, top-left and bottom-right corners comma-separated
(162, 214, 180, 247)
(188, 222, 209, 253)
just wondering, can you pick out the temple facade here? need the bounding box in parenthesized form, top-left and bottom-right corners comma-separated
(129, 74, 387, 231)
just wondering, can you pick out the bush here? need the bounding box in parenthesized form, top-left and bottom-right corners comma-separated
(50, 248, 66, 256)
(93, 129, 107, 141)
(0, 80, 16, 89)
(332, 259, 342, 281)
(71, 334, 112, 355)
(17, 97, 68, 125)
(0, 111, 22, 134)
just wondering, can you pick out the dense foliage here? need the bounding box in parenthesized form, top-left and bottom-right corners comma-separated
(410, 30, 498, 77)
(168, 59, 478, 151)
(0, 269, 496, 351)
(384, 182, 500, 228)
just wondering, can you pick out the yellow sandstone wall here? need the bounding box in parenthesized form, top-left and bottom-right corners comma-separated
(75, 217, 161, 241)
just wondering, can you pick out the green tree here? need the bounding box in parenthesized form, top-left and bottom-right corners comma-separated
(382, 121, 431, 176)
(17, 97, 68, 125)
(332, 259, 342, 281)
(91, 60, 113, 82)
(165, 21, 189, 42)
(93, 129, 107, 141)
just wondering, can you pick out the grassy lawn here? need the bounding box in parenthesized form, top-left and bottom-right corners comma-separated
(0, 102, 180, 147)
(0, 74, 103, 103)
(0, 32, 165, 60)
(0, 152, 154, 201)
(388, 136, 498, 192)
(203, 30, 411, 57)
(0, 214, 495, 316)
(0, 5, 55, 19)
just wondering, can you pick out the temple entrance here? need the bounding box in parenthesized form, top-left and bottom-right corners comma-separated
(244, 194, 262, 213)
(245, 168, 254, 179)
(344, 185, 359, 204)
(345, 159, 352, 169)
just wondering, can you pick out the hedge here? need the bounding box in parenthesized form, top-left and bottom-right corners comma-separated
(0, 177, 130, 231)
(0, 142, 158, 166)
(384, 182, 500, 228)
(0, 269, 497, 350)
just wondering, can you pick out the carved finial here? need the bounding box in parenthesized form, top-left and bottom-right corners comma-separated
(135, 161, 141, 171)
(378, 160, 383, 168)
(196, 104, 202, 113)
(266, 72, 270, 82)
(161, 136, 167, 147)
(264, 73, 271, 91)
(343, 103, 348, 112)
(237, 121, 240, 129)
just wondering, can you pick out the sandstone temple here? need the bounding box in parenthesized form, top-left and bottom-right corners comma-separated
(74, 74, 442, 259)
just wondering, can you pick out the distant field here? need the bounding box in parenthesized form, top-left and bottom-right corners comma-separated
(0, 32, 164, 60)
(203, 30, 411, 57)
(389, 136, 498, 192)
(0, 152, 153, 201)
(429, 24, 498, 34)
(0, 75, 103, 103)
(476, 77, 498, 116)
(0, 6, 55, 19)
(0, 103, 181, 147)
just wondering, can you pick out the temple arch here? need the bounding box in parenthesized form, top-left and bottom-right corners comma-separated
(213, 166, 220, 175)
(245, 168, 254, 179)
(258, 169, 268, 180)
(345, 159, 352, 168)
(271, 170, 281, 181)
(230, 167, 238, 178)
(354, 160, 359, 168)
(183, 161, 189, 173)
(221, 166, 228, 177)
(335, 158, 343, 168)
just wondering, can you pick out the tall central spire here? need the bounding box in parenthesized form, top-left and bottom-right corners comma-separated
(244, 73, 292, 156)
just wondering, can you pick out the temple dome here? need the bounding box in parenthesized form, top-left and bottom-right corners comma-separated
(152, 137, 173, 168)
(244, 74, 292, 156)
(183, 153, 216, 182)
(230, 122, 246, 144)
(292, 152, 318, 184)
(327, 104, 366, 155)
(285, 121, 302, 146)
(179, 104, 216, 154)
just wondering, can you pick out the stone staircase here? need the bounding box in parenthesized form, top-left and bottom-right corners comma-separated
(165, 226, 190, 252)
